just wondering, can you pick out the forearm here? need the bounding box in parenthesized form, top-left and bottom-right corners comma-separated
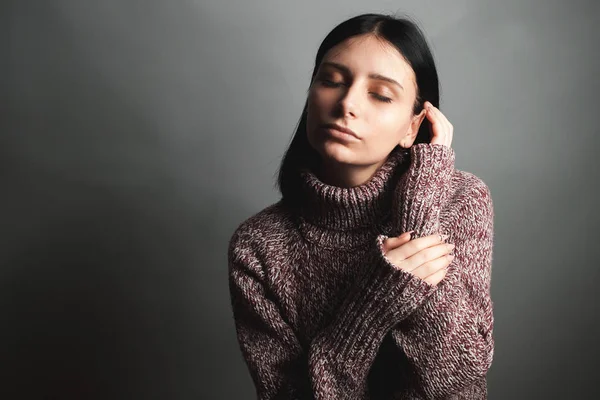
(230, 230, 435, 400)
(390, 183, 495, 398)
(393, 143, 456, 237)
(305, 143, 455, 398)
(391, 275, 494, 398)
(229, 231, 316, 400)
(307, 237, 438, 399)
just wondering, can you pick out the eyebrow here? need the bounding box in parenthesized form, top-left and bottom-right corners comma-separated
(320, 61, 404, 91)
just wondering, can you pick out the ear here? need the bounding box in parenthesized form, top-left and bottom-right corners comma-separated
(400, 108, 427, 147)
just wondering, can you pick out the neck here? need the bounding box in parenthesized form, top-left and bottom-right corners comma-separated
(316, 157, 387, 188)
(292, 146, 410, 249)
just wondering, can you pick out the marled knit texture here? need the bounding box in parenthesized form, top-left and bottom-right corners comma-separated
(228, 143, 495, 399)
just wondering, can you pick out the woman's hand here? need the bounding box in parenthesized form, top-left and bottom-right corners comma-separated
(424, 101, 453, 148)
(381, 232, 454, 286)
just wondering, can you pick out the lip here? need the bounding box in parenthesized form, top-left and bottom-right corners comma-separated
(321, 123, 360, 140)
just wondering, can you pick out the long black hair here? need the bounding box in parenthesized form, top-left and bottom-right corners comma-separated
(276, 13, 440, 207)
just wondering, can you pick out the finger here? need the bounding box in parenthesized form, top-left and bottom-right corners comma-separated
(427, 103, 453, 142)
(401, 233, 448, 259)
(425, 105, 446, 144)
(400, 230, 414, 239)
(387, 233, 449, 272)
(429, 104, 450, 129)
(430, 106, 451, 142)
(423, 264, 449, 286)
(437, 108, 453, 147)
(406, 242, 454, 273)
(410, 253, 454, 279)
(382, 231, 413, 252)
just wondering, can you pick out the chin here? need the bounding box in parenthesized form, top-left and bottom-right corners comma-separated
(313, 141, 361, 166)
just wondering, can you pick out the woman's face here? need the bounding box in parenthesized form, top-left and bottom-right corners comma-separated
(306, 34, 426, 173)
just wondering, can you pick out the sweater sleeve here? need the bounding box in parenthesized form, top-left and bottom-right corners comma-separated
(304, 144, 457, 398)
(393, 143, 456, 238)
(307, 144, 495, 399)
(388, 143, 495, 398)
(229, 228, 439, 400)
(306, 237, 439, 398)
(228, 231, 313, 399)
(390, 179, 495, 398)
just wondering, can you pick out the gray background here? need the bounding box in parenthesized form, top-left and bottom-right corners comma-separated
(3, 0, 599, 399)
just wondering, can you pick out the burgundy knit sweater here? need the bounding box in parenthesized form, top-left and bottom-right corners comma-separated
(227, 143, 495, 399)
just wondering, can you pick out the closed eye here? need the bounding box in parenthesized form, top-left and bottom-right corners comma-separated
(320, 80, 393, 103)
(372, 93, 392, 103)
(321, 79, 343, 88)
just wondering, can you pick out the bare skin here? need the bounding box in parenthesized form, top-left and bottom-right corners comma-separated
(382, 232, 454, 286)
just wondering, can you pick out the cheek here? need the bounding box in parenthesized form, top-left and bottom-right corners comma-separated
(306, 90, 319, 116)
(306, 90, 325, 137)
(374, 107, 411, 133)
(308, 86, 336, 109)
(306, 91, 320, 120)
(308, 90, 320, 106)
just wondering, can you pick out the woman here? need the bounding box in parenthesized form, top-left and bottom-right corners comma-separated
(228, 13, 494, 400)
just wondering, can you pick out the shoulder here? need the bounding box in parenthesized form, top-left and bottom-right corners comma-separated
(228, 201, 299, 268)
(450, 170, 493, 206)
(448, 169, 494, 231)
(229, 200, 298, 244)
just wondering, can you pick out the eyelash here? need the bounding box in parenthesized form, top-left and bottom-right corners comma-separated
(320, 79, 393, 103)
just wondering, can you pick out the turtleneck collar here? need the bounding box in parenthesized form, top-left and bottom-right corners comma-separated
(295, 147, 410, 249)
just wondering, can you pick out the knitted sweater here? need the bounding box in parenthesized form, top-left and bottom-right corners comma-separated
(227, 143, 495, 399)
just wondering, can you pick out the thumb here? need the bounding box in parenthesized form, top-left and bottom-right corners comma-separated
(382, 231, 413, 252)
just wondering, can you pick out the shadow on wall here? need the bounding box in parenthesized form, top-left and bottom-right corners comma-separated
(1, 2, 233, 399)
(1, 192, 169, 399)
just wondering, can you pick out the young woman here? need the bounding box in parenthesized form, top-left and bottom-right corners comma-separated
(228, 13, 495, 400)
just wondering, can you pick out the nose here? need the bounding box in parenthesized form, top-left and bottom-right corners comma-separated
(336, 84, 360, 118)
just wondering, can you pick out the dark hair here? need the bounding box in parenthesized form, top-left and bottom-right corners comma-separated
(276, 13, 440, 207)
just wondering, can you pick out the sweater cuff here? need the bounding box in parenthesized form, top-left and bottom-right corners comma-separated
(311, 234, 437, 371)
(393, 143, 456, 237)
(411, 143, 455, 174)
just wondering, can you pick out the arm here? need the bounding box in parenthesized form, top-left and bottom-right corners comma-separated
(390, 144, 495, 398)
(228, 231, 312, 399)
(392, 143, 456, 237)
(228, 144, 489, 399)
(229, 228, 439, 399)
(307, 239, 439, 398)
(305, 144, 458, 398)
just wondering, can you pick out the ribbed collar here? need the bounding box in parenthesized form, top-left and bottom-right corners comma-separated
(296, 147, 409, 249)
